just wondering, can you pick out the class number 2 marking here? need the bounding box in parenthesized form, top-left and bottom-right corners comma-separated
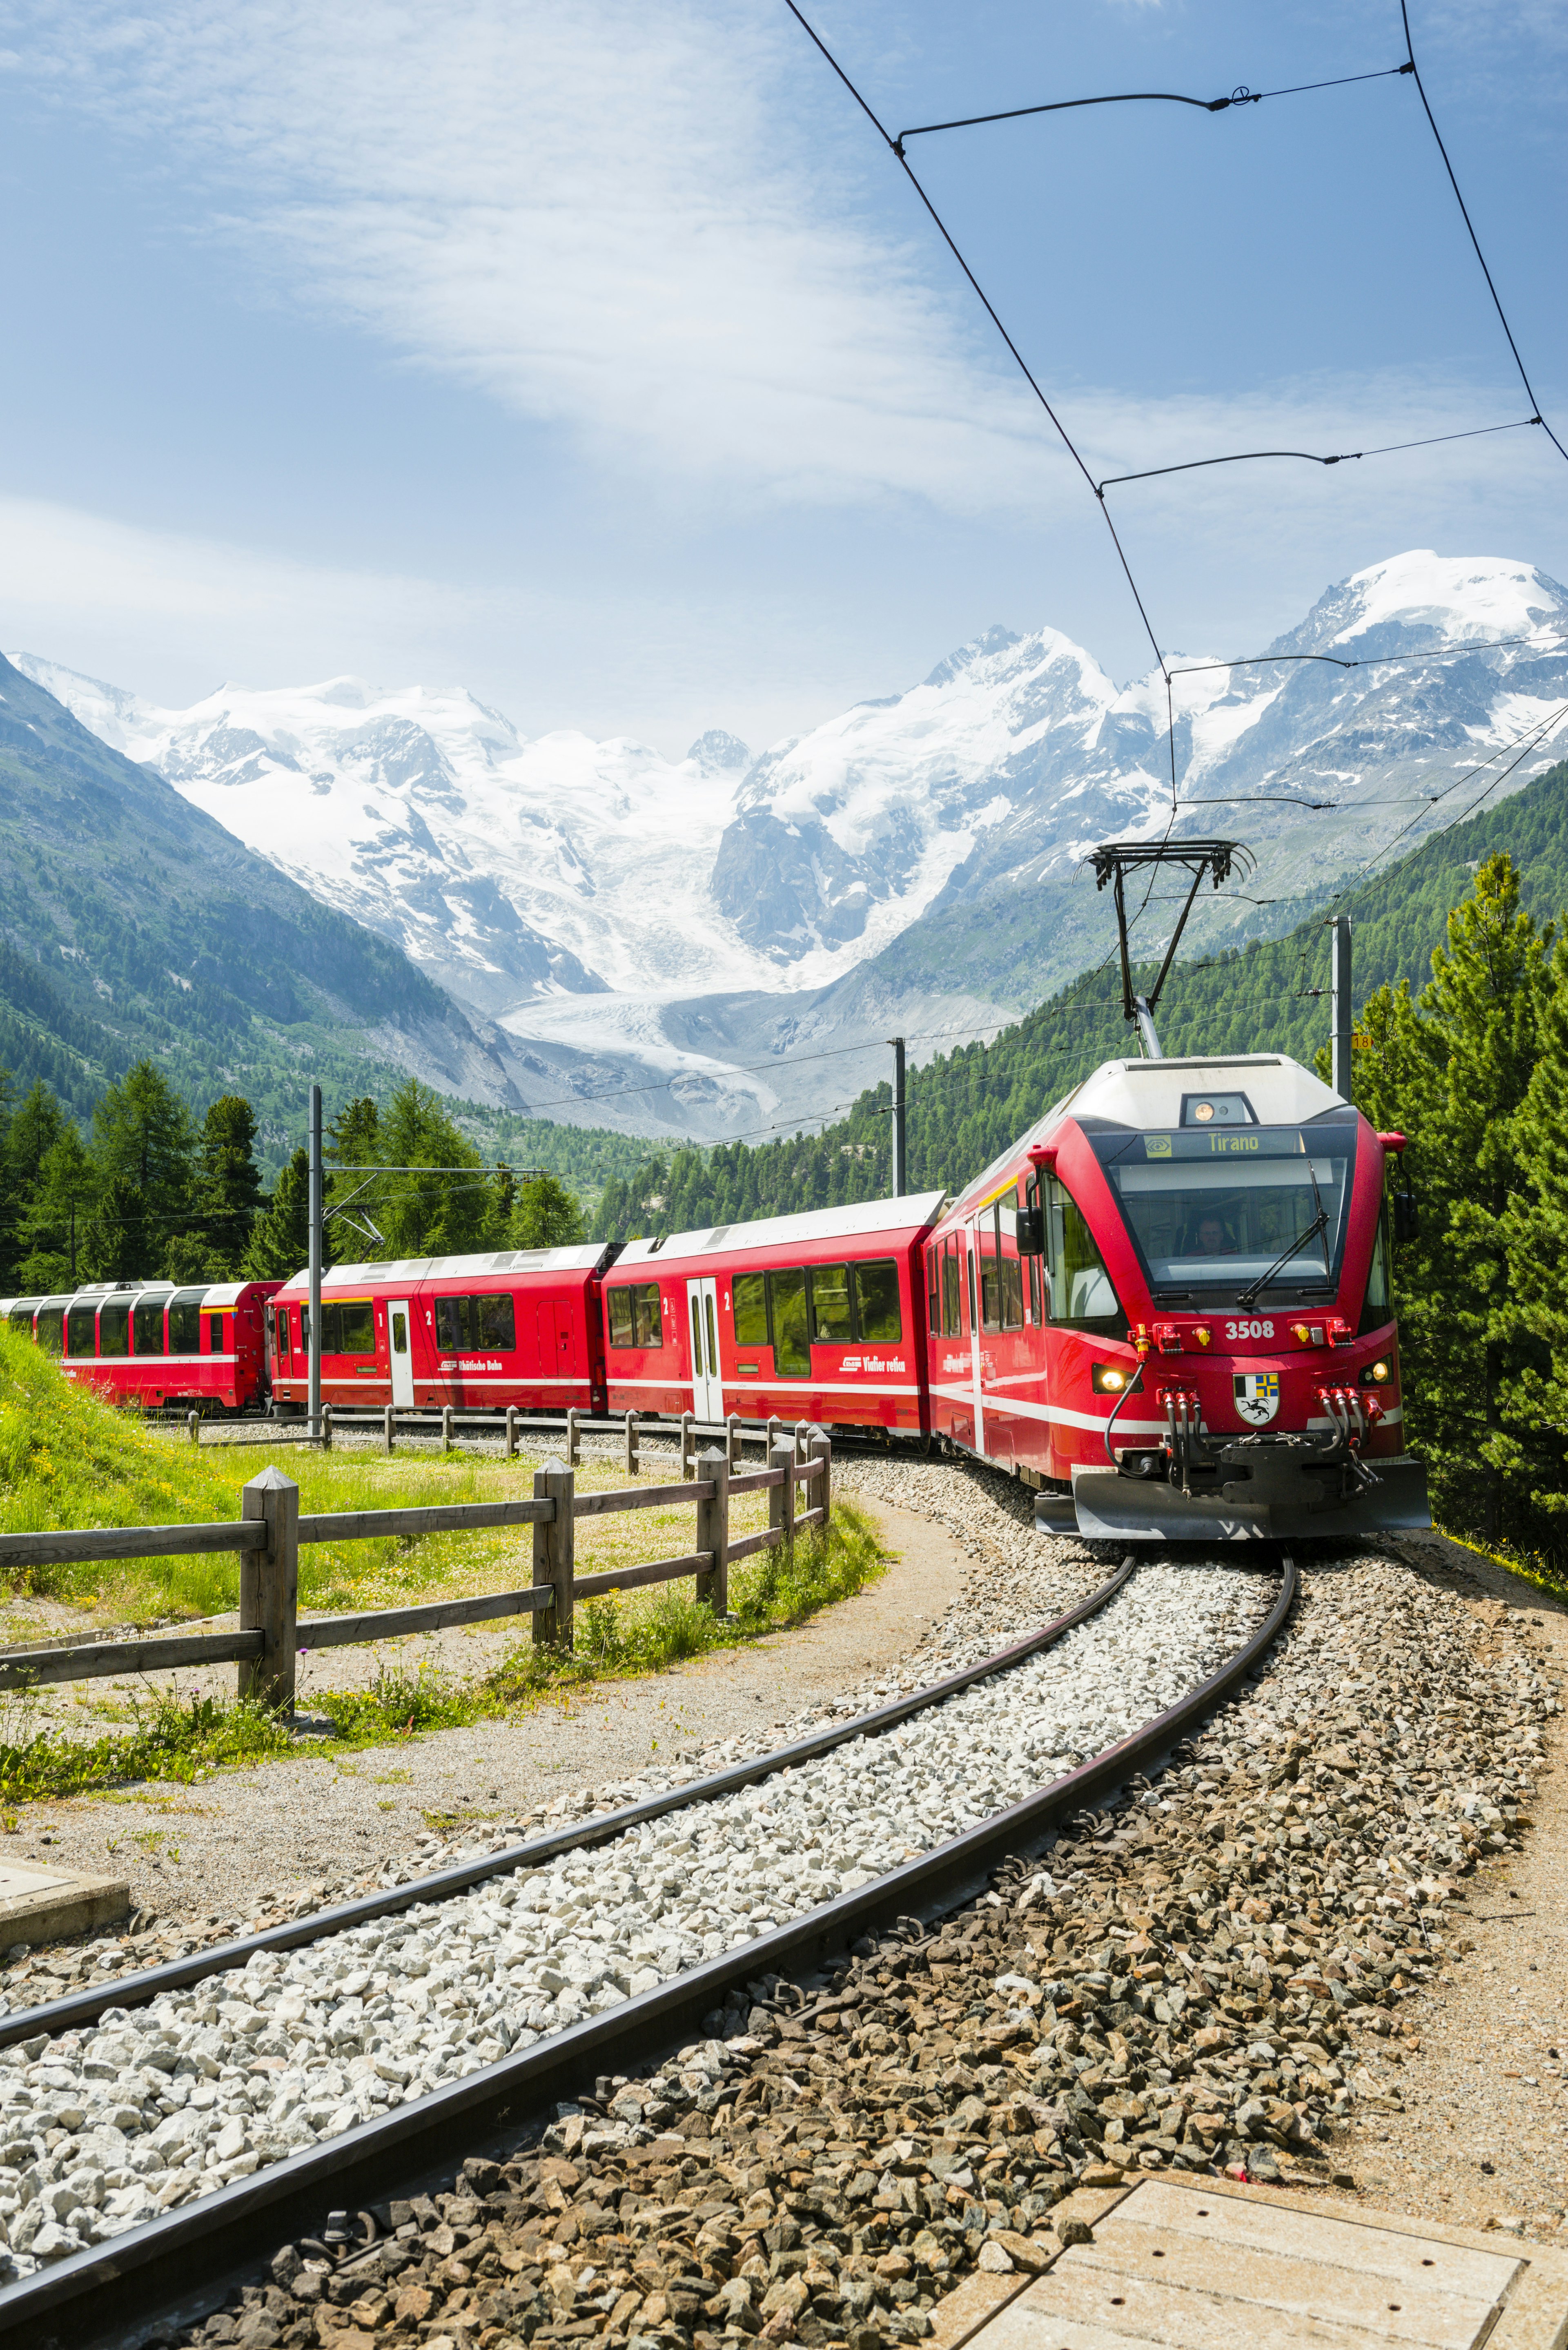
(1225, 1319, 1275, 1340)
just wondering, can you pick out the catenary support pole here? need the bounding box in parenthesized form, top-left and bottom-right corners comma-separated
(1331, 917, 1354, 1103)
(889, 1035, 906, 1196)
(307, 1083, 323, 1443)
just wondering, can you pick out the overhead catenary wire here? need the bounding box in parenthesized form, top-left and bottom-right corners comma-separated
(1399, 0, 1568, 469)
(1097, 415, 1541, 495)
(780, 0, 1167, 689)
(895, 61, 1413, 149)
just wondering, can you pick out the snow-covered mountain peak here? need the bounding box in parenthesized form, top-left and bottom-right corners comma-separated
(687, 729, 751, 774)
(1282, 551, 1568, 658)
(13, 549, 1568, 1144)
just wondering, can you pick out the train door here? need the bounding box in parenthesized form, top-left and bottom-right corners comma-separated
(552, 1300, 576, 1386)
(686, 1277, 723, 1420)
(386, 1300, 415, 1407)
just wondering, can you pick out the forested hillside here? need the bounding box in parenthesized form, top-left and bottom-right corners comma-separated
(0, 654, 523, 1156)
(591, 756, 1568, 1240)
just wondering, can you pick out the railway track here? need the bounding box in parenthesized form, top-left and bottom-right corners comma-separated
(0, 1552, 1296, 2350)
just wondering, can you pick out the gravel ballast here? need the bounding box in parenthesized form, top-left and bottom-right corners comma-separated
(156, 1538, 1565, 2350)
(0, 1560, 1265, 2274)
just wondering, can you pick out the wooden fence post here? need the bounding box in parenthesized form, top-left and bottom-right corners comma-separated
(680, 1410, 695, 1480)
(239, 1466, 299, 1713)
(770, 1437, 796, 1554)
(506, 1407, 519, 1461)
(532, 1458, 575, 1650)
(695, 1447, 729, 1617)
(321, 1403, 333, 1451)
(810, 1429, 832, 1531)
(624, 1409, 639, 1475)
(383, 1406, 395, 1457)
(187, 1410, 199, 1445)
(442, 1405, 454, 1454)
(726, 1411, 742, 1470)
(794, 1418, 809, 1463)
(766, 1414, 781, 1463)
(567, 1406, 580, 1467)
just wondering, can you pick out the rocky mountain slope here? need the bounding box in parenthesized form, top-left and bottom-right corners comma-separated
(0, 653, 528, 1147)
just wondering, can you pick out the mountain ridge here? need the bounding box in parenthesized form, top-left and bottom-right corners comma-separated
(16, 548, 1568, 1144)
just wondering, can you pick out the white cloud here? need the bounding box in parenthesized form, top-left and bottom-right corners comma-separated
(3, 1, 1556, 544)
(0, 492, 490, 701)
(5, 0, 1067, 515)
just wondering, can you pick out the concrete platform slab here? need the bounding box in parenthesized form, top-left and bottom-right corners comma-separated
(962, 2172, 1568, 2350)
(0, 1859, 129, 1947)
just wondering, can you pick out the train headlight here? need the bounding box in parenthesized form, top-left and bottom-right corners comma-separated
(1093, 1363, 1130, 1394)
(1360, 1360, 1392, 1385)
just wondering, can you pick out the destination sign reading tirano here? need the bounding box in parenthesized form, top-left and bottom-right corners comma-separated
(1141, 1130, 1308, 1160)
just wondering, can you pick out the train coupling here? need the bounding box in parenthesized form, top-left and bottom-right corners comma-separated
(1065, 1398, 1430, 1539)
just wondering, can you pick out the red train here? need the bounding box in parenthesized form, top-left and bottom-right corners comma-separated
(0, 1043, 1430, 1541)
(0, 1279, 278, 1413)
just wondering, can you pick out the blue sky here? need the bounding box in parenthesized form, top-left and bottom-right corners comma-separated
(1, 0, 1564, 756)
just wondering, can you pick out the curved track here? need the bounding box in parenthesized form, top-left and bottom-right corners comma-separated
(0, 1552, 1297, 2350)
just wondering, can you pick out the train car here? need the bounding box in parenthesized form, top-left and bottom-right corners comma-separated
(922, 1052, 1430, 1541)
(605, 1194, 945, 1433)
(0, 1280, 279, 1413)
(267, 1246, 617, 1417)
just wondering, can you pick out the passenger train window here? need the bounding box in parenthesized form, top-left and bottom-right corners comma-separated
(133, 1295, 167, 1354)
(391, 1310, 408, 1357)
(322, 1301, 376, 1355)
(853, 1259, 901, 1342)
(99, 1301, 131, 1357)
(732, 1273, 767, 1348)
(810, 1265, 851, 1343)
(768, 1269, 810, 1377)
(996, 1203, 1024, 1332)
(7, 1305, 35, 1334)
(978, 1214, 1000, 1332)
(941, 1237, 962, 1337)
(1045, 1180, 1123, 1332)
(169, 1291, 206, 1355)
(1360, 1204, 1392, 1331)
(66, 1302, 97, 1356)
(607, 1282, 662, 1349)
(35, 1307, 64, 1356)
(207, 1314, 225, 1355)
(434, 1293, 517, 1352)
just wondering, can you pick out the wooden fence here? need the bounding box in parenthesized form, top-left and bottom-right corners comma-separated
(187, 1405, 815, 1481)
(0, 1436, 831, 1711)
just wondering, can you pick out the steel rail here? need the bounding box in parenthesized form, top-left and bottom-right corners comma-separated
(0, 1559, 1138, 2052)
(2, 1553, 1296, 2348)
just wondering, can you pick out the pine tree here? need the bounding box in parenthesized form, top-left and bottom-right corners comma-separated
(91, 1060, 195, 1266)
(242, 1148, 321, 1282)
(80, 1173, 149, 1284)
(193, 1095, 263, 1276)
(18, 1126, 97, 1291)
(512, 1175, 585, 1249)
(1503, 928, 1568, 1534)
(1353, 854, 1553, 1547)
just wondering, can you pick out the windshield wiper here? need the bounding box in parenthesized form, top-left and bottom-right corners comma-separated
(1235, 1163, 1330, 1313)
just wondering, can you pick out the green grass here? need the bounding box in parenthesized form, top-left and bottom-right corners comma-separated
(0, 1325, 568, 1623)
(0, 1500, 887, 1804)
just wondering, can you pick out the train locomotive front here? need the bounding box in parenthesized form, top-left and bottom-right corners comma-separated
(925, 1052, 1430, 1541)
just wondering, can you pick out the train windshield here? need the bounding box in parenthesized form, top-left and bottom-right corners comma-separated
(1093, 1121, 1355, 1298)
